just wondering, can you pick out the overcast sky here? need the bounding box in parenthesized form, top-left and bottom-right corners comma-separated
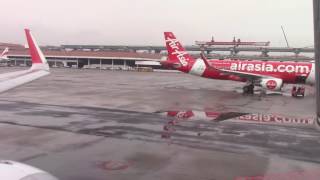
(0, 0, 314, 47)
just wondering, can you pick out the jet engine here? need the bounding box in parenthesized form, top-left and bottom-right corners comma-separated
(258, 78, 283, 91)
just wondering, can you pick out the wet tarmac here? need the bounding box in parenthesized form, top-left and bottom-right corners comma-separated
(0, 67, 319, 180)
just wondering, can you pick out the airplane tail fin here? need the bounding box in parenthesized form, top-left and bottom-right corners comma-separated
(163, 32, 194, 67)
(25, 29, 49, 71)
(1, 47, 9, 59)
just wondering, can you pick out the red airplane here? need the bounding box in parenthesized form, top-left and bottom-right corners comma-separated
(162, 32, 314, 97)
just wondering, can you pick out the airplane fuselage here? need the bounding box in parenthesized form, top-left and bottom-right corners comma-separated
(175, 58, 315, 86)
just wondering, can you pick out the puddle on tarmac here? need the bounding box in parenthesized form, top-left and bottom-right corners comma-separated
(155, 110, 315, 139)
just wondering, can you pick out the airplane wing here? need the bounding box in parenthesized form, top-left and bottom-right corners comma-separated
(200, 53, 272, 81)
(0, 160, 58, 180)
(0, 29, 50, 93)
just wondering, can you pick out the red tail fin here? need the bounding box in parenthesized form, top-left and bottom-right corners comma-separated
(164, 32, 194, 67)
(25, 29, 47, 65)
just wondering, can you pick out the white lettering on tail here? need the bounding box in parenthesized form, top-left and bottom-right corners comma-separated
(166, 37, 189, 66)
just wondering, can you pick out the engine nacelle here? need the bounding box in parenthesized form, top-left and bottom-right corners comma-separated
(259, 78, 283, 91)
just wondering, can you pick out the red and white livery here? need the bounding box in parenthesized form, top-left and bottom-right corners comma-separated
(0, 29, 50, 93)
(0, 47, 9, 61)
(162, 32, 314, 97)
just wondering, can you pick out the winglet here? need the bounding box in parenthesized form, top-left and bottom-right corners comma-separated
(200, 53, 216, 70)
(25, 29, 49, 71)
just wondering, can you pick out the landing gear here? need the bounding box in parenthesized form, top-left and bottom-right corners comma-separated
(243, 84, 254, 95)
(291, 85, 305, 98)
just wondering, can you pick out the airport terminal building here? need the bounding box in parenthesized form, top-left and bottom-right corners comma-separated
(2, 43, 164, 70)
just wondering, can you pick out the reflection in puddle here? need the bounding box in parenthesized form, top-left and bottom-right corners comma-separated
(156, 110, 314, 139)
(158, 110, 248, 122)
(157, 110, 247, 139)
(238, 114, 314, 125)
